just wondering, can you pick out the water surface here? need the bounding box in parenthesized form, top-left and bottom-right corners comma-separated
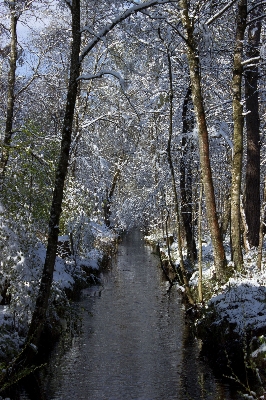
(22, 230, 241, 399)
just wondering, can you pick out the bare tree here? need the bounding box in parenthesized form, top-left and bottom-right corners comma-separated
(179, 0, 227, 278)
(244, 1, 262, 247)
(230, 0, 247, 268)
(180, 86, 197, 263)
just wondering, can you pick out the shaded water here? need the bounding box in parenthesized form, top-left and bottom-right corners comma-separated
(22, 230, 241, 399)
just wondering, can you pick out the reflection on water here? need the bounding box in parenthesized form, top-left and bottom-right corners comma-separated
(21, 230, 241, 400)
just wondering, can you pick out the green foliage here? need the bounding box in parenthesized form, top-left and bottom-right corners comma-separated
(2, 120, 59, 233)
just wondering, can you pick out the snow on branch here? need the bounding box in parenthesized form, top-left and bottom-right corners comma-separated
(80, 0, 173, 63)
(247, 13, 266, 26)
(206, 0, 239, 26)
(78, 70, 125, 90)
(242, 56, 260, 66)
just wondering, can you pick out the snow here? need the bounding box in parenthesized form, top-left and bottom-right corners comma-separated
(0, 306, 10, 326)
(79, 0, 172, 62)
(53, 257, 74, 289)
(0, 218, 116, 362)
(194, 239, 266, 338)
(252, 341, 266, 358)
(209, 274, 266, 335)
(146, 231, 266, 360)
(58, 235, 69, 241)
(74, 248, 104, 270)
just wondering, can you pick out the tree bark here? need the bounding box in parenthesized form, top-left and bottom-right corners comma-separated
(180, 0, 226, 278)
(180, 86, 197, 263)
(244, 3, 262, 247)
(104, 167, 121, 227)
(230, 0, 247, 269)
(257, 176, 266, 270)
(0, 2, 18, 186)
(198, 181, 203, 303)
(165, 45, 194, 304)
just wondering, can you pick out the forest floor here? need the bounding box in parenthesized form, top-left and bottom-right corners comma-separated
(145, 232, 266, 400)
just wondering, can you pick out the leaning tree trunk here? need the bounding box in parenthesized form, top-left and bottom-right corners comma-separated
(180, 0, 226, 279)
(0, 3, 18, 187)
(21, 0, 81, 365)
(230, 0, 247, 269)
(244, 3, 262, 247)
(180, 86, 197, 263)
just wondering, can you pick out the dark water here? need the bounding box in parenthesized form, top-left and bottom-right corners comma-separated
(21, 230, 241, 399)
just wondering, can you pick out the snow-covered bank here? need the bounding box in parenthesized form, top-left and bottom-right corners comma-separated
(145, 232, 266, 398)
(194, 262, 266, 399)
(0, 220, 117, 363)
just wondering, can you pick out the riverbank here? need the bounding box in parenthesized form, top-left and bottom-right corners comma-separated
(0, 221, 118, 395)
(145, 232, 266, 399)
(19, 230, 241, 400)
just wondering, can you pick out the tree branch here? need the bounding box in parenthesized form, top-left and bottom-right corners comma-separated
(78, 70, 125, 90)
(80, 0, 175, 63)
(205, 0, 239, 26)
(16, 59, 41, 97)
(247, 14, 266, 26)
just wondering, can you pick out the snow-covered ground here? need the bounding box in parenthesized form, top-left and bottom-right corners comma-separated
(0, 220, 117, 361)
(146, 232, 266, 398)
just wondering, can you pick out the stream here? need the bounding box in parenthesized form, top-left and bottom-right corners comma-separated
(21, 230, 241, 399)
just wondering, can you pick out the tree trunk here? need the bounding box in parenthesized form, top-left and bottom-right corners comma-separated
(180, 86, 197, 263)
(0, 3, 18, 186)
(257, 176, 266, 270)
(230, 0, 247, 269)
(244, 3, 262, 247)
(166, 47, 194, 304)
(104, 167, 120, 227)
(21, 0, 81, 365)
(180, 0, 226, 279)
(198, 181, 203, 303)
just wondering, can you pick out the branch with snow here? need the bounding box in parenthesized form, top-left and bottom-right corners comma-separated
(247, 13, 266, 26)
(79, 0, 174, 63)
(242, 56, 260, 66)
(205, 0, 239, 26)
(69, 114, 119, 156)
(78, 70, 126, 90)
